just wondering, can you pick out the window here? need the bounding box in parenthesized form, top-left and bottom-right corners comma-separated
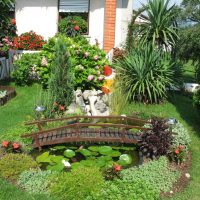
(59, 0, 90, 34)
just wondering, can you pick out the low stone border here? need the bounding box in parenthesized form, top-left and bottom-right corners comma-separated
(0, 86, 16, 106)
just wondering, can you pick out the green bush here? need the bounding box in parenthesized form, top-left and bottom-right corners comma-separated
(45, 36, 74, 117)
(0, 154, 38, 181)
(49, 167, 104, 200)
(12, 53, 41, 86)
(171, 122, 191, 150)
(121, 156, 180, 193)
(90, 179, 159, 200)
(59, 16, 87, 36)
(117, 43, 183, 103)
(193, 90, 200, 108)
(18, 169, 54, 195)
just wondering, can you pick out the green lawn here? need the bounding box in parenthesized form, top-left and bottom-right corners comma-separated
(0, 82, 200, 200)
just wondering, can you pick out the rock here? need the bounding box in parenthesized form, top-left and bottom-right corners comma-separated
(185, 173, 191, 178)
(66, 102, 78, 114)
(184, 83, 200, 93)
(83, 90, 92, 100)
(75, 89, 85, 110)
(101, 94, 109, 105)
(88, 96, 98, 116)
(95, 100, 107, 113)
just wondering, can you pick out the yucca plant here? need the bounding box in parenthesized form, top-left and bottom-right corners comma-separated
(117, 43, 183, 104)
(139, 0, 178, 49)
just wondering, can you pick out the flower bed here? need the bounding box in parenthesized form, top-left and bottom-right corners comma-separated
(0, 86, 16, 106)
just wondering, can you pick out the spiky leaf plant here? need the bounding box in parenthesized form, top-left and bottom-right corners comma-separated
(117, 43, 183, 103)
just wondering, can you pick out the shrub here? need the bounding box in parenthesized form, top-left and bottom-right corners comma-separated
(193, 90, 200, 108)
(12, 53, 41, 85)
(117, 43, 183, 103)
(18, 169, 54, 195)
(121, 156, 180, 193)
(0, 153, 38, 181)
(45, 36, 74, 117)
(90, 179, 159, 200)
(49, 167, 104, 200)
(59, 16, 87, 37)
(137, 118, 172, 159)
(171, 122, 191, 150)
(13, 31, 46, 50)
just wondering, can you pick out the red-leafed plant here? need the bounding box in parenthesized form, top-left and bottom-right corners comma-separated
(13, 31, 46, 50)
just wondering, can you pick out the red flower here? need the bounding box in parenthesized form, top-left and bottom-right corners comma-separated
(12, 142, 20, 149)
(74, 25, 80, 31)
(11, 19, 16, 25)
(113, 164, 122, 172)
(175, 149, 180, 154)
(2, 141, 9, 148)
(104, 66, 112, 76)
(179, 145, 185, 150)
(60, 105, 65, 111)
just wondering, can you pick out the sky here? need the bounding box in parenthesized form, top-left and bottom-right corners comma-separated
(133, 0, 182, 9)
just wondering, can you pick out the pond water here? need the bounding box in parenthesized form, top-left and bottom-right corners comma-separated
(32, 144, 140, 172)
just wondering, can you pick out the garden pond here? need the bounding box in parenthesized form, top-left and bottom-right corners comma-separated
(32, 145, 140, 172)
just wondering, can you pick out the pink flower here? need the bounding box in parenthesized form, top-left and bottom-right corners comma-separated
(12, 142, 20, 149)
(84, 52, 89, 58)
(95, 66, 100, 70)
(88, 75, 94, 81)
(2, 141, 9, 148)
(98, 76, 104, 81)
(113, 164, 122, 172)
(93, 55, 99, 61)
(175, 149, 180, 154)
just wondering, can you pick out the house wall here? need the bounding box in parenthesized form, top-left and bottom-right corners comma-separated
(115, 0, 133, 47)
(15, 0, 58, 40)
(88, 0, 105, 49)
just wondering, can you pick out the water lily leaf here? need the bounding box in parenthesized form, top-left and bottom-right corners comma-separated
(88, 146, 99, 152)
(98, 156, 112, 162)
(79, 149, 92, 157)
(64, 149, 76, 158)
(99, 146, 113, 155)
(96, 159, 106, 168)
(47, 163, 65, 172)
(50, 155, 65, 164)
(118, 154, 132, 166)
(51, 146, 66, 150)
(36, 152, 51, 163)
(91, 151, 99, 156)
(109, 150, 121, 157)
(68, 146, 78, 150)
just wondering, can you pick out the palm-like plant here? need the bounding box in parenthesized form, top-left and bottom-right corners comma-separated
(139, 0, 178, 49)
(116, 43, 183, 104)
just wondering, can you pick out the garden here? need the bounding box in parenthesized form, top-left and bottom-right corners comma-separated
(0, 0, 200, 200)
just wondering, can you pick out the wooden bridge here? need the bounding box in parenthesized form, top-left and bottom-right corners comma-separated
(22, 116, 150, 149)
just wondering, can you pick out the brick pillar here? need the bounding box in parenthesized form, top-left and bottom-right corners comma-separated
(104, 0, 117, 52)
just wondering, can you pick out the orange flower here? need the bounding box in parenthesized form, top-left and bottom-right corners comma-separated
(175, 149, 180, 154)
(102, 86, 110, 94)
(60, 105, 65, 111)
(11, 19, 16, 25)
(113, 164, 122, 172)
(12, 142, 20, 149)
(2, 141, 9, 148)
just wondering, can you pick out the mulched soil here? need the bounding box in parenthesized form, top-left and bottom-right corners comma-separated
(161, 152, 192, 198)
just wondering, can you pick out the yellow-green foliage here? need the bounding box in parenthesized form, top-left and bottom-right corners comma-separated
(0, 154, 38, 181)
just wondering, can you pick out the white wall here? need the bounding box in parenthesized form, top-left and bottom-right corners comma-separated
(115, 0, 133, 47)
(15, 0, 58, 40)
(89, 0, 105, 49)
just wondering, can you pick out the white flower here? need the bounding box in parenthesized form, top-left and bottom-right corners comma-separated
(62, 159, 71, 167)
(88, 75, 94, 81)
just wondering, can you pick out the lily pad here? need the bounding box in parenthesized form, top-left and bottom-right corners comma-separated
(79, 149, 92, 157)
(64, 149, 76, 158)
(71, 162, 83, 170)
(36, 152, 51, 163)
(51, 145, 66, 151)
(88, 146, 99, 152)
(50, 155, 65, 164)
(118, 154, 132, 166)
(80, 160, 97, 167)
(109, 150, 121, 157)
(47, 163, 65, 172)
(99, 146, 113, 155)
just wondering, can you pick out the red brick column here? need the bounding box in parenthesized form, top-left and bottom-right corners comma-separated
(104, 0, 117, 52)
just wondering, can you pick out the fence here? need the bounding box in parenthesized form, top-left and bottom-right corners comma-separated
(0, 50, 40, 80)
